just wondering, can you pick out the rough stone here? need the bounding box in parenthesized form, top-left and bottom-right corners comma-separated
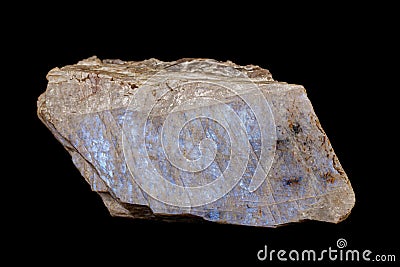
(37, 56, 355, 227)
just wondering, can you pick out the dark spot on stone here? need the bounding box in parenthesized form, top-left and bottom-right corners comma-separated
(283, 177, 302, 186)
(130, 84, 138, 89)
(276, 138, 289, 150)
(277, 139, 288, 145)
(291, 123, 302, 134)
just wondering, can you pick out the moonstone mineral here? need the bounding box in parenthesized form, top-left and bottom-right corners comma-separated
(37, 56, 355, 227)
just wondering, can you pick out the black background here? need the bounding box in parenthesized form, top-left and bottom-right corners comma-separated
(9, 3, 398, 265)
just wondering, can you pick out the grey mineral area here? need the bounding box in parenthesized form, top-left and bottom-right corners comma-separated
(37, 56, 355, 227)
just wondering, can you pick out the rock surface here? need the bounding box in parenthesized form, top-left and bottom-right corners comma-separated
(37, 56, 355, 227)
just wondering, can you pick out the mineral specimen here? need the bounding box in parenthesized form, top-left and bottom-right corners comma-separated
(37, 56, 355, 227)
